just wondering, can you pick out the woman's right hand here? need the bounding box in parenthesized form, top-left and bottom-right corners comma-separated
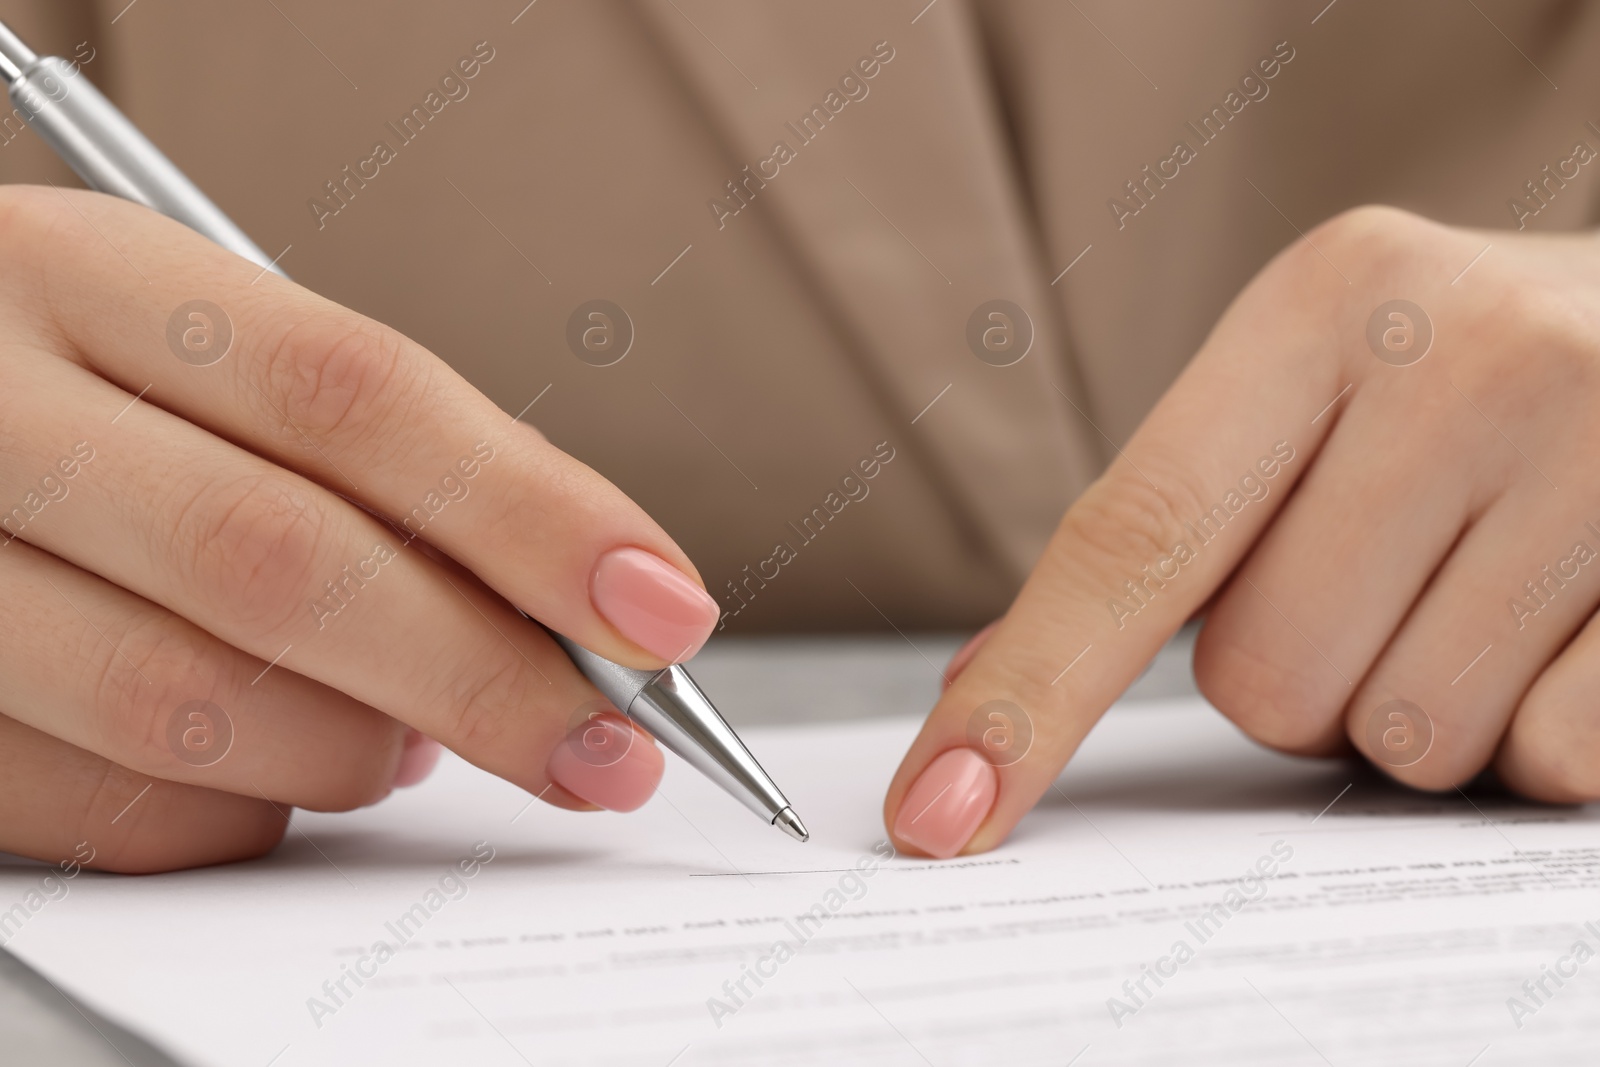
(0, 186, 720, 872)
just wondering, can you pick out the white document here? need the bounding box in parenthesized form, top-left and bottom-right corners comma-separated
(2, 698, 1598, 1066)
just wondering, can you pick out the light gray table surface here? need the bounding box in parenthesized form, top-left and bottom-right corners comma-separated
(0, 628, 1200, 1065)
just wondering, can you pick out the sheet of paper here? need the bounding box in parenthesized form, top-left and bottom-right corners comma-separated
(2, 697, 1598, 1066)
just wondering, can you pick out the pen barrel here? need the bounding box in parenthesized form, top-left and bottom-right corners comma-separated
(627, 669, 793, 822)
(551, 633, 792, 822)
(9, 56, 284, 276)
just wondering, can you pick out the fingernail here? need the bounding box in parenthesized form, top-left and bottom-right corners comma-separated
(393, 729, 442, 788)
(944, 620, 999, 688)
(893, 748, 998, 859)
(546, 711, 664, 812)
(591, 547, 719, 662)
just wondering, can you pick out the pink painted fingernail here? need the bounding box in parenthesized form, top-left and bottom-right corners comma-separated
(546, 712, 664, 812)
(591, 547, 719, 662)
(893, 748, 998, 859)
(944, 620, 999, 688)
(393, 729, 442, 788)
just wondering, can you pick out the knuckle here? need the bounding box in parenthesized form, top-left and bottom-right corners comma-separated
(78, 766, 288, 874)
(0, 187, 108, 315)
(219, 810, 292, 866)
(258, 313, 416, 454)
(0, 185, 49, 247)
(1059, 466, 1209, 581)
(1266, 204, 1440, 310)
(0, 184, 80, 250)
(173, 473, 329, 635)
(1375, 757, 1472, 794)
(0, 187, 169, 304)
(1193, 615, 1344, 754)
(91, 793, 288, 874)
(91, 615, 230, 770)
(435, 654, 538, 755)
(1524, 751, 1600, 803)
(74, 763, 156, 872)
(1305, 204, 1435, 269)
(1454, 282, 1600, 414)
(310, 758, 400, 814)
(1509, 696, 1600, 801)
(1306, 203, 1419, 248)
(303, 718, 408, 813)
(1346, 697, 1470, 793)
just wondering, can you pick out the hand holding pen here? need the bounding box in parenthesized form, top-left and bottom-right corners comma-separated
(0, 25, 802, 873)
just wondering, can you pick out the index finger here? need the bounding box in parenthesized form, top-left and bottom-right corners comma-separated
(881, 215, 1379, 858)
(12, 186, 717, 668)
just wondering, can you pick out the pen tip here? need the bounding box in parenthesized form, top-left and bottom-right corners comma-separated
(773, 807, 809, 843)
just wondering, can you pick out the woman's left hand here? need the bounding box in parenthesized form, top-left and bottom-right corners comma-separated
(885, 206, 1600, 858)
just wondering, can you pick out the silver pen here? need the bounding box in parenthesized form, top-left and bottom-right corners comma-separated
(550, 632, 807, 841)
(0, 23, 809, 844)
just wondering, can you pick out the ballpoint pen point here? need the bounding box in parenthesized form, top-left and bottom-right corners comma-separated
(772, 807, 809, 843)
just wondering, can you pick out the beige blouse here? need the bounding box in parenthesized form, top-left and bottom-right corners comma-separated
(1, 0, 1594, 630)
